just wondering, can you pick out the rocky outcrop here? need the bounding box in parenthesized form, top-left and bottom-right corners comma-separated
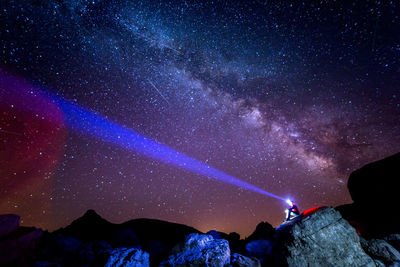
(337, 153, 400, 237)
(0, 214, 20, 238)
(161, 233, 230, 266)
(360, 238, 400, 266)
(273, 207, 375, 266)
(231, 253, 261, 267)
(245, 221, 274, 241)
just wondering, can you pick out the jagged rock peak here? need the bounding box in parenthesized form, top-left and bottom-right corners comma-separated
(82, 209, 101, 218)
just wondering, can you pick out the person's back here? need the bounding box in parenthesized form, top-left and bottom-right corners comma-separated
(286, 201, 300, 221)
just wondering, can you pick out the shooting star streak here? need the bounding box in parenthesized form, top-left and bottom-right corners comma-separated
(148, 79, 170, 104)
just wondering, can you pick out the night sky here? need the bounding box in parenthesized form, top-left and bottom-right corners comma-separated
(1, 0, 399, 237)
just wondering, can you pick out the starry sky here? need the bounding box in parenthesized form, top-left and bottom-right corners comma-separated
(1, 0, 399, 237)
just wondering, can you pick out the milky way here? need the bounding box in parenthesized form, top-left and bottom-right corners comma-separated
(1, 0, 399, 236)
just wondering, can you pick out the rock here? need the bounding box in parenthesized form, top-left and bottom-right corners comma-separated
(0, 214, 20, 238)
(110, 228, 140, 248)
(98, 247, 150, 267)
(274, 207, 375, 267)
(374, 259, 386, 267)
(161, 233, 230, 266)
(246, 221, 274, 241)
(347, 153, 400, 205)
(0, 227, 43, 264)
(385, 234, 400, 252)
(207, 230, 229, 240)
(228, 232, 240, 242)
(37, 234, 96, 266)
(245, 239, 273, 259)
(145, 239, 169, 262)
(337, 153, 400, 237)
(54, 234, 82, 254)
(360, 238, 400, 265)
(227, 232, 245, 255)
(231, 253, 261, 267)
(92, 240, 113, 253)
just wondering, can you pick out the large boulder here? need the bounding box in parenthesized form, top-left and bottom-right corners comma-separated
(360, 238, 400, 265)
(385, 234, 400, 252)
(273, 207, 375, 266)
(207, 230, 244, 255)
(245, 239, 273, 260)
(0, 214, 20, 238)
(337, 153, 400, 237)
(347, 153, 400, 205)
(207, 230, 229, 240)
(231, 253, 260, 267)
(161, 233, 230, 266)
(98, 247, 149, 267)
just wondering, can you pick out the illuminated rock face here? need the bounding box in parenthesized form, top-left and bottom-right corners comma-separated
(273, 207, 375, 267)
(161, 233, 231, 267)
(231, 253, 261, 267)
(101, 248, 150, 267)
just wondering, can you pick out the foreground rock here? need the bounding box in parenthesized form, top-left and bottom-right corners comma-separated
(274, 207, 375, 266)
(385, 234, 400, 252)
(360, 238, 400, 266)
(161, 233, 230, 266)
(337, 153, 400, 237)
(231, 253, 260, 267)
(99, 247, 149, 267)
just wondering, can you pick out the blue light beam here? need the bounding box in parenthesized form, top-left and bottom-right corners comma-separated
(56, 97, 286, 202)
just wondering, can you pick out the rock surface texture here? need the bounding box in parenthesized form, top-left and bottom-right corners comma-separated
(360, 238, 400, 266)
(231, 252, 261, 267)
(161, 233, 230, 266)
(385, 234, 400, 252)
(274, 207, 375, 267)
(101, 247, 150, 267)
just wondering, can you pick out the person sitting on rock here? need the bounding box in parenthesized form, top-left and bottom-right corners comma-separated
(285, 200, 300, 221)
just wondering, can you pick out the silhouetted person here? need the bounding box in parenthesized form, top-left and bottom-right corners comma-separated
(286, 201, 300, 221)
